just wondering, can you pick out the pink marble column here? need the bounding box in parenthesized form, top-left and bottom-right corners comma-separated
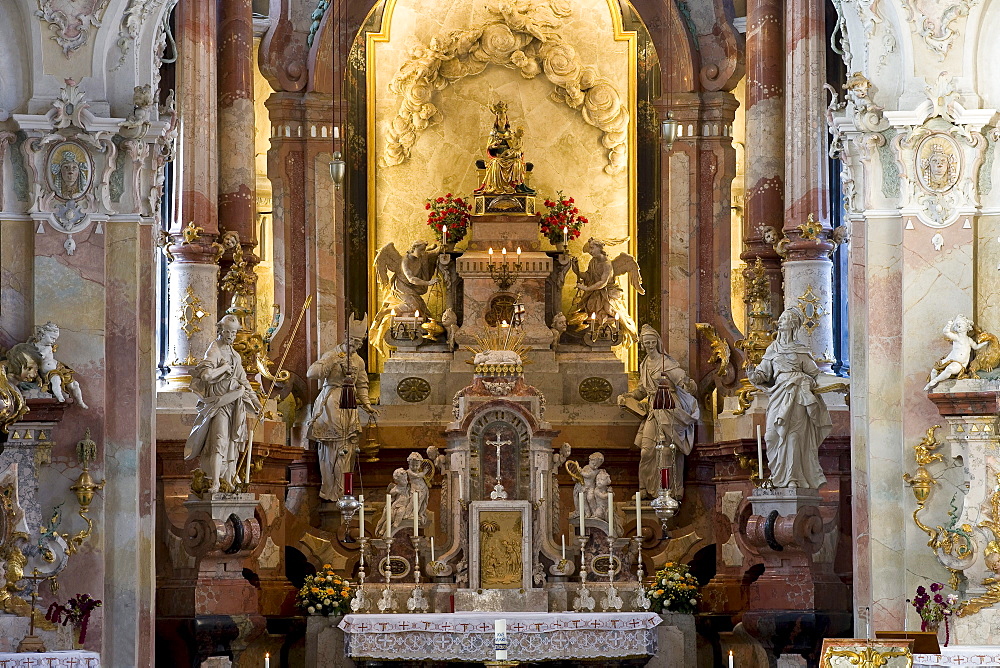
(742, 0, 785, 313)
(165, 0, 221, 389)
(218, 0, 258, 249)
(782, 0, 834, 368)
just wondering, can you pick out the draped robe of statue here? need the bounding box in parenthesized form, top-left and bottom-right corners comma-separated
(307, 342, 372, 501)
(184, 338, 260, 492)
(620, 327, 699, 498)
(748, 320, 832, 489)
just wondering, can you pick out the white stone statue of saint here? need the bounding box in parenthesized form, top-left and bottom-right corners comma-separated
(306, 315, 378, 501)
(748, 307, 832, 490)
(375, 468, 411, 537)
(566, 451, 605, 519)
(617, 325, 699, 498)
(924, 314, 987, 391)
(184, 315, 262, 493)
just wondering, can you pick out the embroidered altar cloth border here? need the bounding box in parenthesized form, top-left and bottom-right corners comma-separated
(914, 647, 1000, 666)
(340, 612, 662, 634)
(0, 651, 101, 667)
(340, 612, 662, 661)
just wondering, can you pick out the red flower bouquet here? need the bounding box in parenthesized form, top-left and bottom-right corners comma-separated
(425, 193, 471, 245)
(537, 191, 588, 247)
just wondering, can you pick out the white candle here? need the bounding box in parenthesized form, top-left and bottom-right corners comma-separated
(495, 619, 507, 660)
(430, 536, 436, 562)
(729, 650, 734, 668)
(635, 491, 641, 536)
(562, 226, 568, 243)
(756, 425, 764, 480)
(538, 471, 544, 499)
(385, 493, 392, 536)
(441, 224, 447, 244)
(502, 247, 508, 266)
(561, 534, 566, 560)
(578, 491, 586, 535)
(516, 246, 521, 258)
(265, 652, 270, 668)
(359, 495, 365, 537)
(607, 491, 614, 538)
(412, 491, 419, 535)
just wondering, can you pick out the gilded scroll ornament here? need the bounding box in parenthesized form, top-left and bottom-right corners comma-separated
(695, 323, 733, 378)
(181, 220, 203, 244)
(178, 286, 208, 339)
(734, 258, 775, 415)
(797, 213, 824, 241)
(796, 285, 827, 336)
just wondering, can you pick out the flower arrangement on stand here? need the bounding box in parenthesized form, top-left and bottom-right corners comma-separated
(644, 561, 700, 614)
(425, 193, 472, 246)
(45, 593, 102, 646)
(296, 563, 355, 616)
(537, 191, 588, 249)
(909, 582, 959, 645)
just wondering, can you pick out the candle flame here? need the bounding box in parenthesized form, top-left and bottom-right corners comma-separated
(502, 247, 507, 255)
(516, 246, 521, 255)
(489, 247, 494, 255)
(415, 310, 420, 318)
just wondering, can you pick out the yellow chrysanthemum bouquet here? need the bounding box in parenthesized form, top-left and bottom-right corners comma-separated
(295, 563, 355, 616)
(645, 562, 701, 614)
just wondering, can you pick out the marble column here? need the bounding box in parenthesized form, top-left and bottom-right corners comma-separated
(782, 0, 834, 369)
(741, 0, 785, 314)
(165, 0, 221, 389)
(218, 0, 259, 271)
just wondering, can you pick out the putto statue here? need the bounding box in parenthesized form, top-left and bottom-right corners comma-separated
(748, 307, 832, 489)
(375, 468, 411, 537)
(924, 314, 1000, 391)
(307, 315, 378, 501)
(566, 451, 607, 520)
(404, 451, 435, 529)
(568, 237, 644, 345)
(370, 240, 445, 357)
(184, 315, 262, 494)
(617, 325, 699, 498)
(474, 101, 534, 196)
(7, 322, 88, 409)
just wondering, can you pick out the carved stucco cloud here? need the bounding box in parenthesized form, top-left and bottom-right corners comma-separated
(383, 0, 630, 176)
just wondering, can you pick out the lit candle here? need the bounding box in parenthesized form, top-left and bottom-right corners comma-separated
(412, 490, 419, 535)
(441, 224, 447, 245)
(430, 536, 436, 562)
(495, 619, 508, 660)
(561, 534, 566, 560)
(265, 652, 270, 668)
(538, 471, 544, 499)
(729, 650, 734, 668)
(660, 468, 669, 490)
(390, 308, 396, 318)
(359, 495, 365, 537)
(607, 491, 614, 538)
(635, 491, 641, 536)
(385, 492, 392, 536)
(415, 309, 421, 321)
(516, 246, 521, 258)
(579, 491, 586, 535)
(756, 424, 764, 480)
(502, 247, 508, 265)
(488, 247, 494, 259)
(343, 472, 353, 497)
(562, 226, 568, 244)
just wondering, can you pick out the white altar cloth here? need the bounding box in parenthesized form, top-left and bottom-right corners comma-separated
(340, 612, 662, 660)
(0, 651, 101, 667)
(914, 647, 1000, 666)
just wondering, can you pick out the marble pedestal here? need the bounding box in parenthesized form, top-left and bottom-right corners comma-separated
(306, 615, 354, 667)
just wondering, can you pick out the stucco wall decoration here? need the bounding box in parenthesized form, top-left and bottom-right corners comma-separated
(901, 0, 980, 61)
(36, 0, 111, 56)
(382, 0, 630, 176)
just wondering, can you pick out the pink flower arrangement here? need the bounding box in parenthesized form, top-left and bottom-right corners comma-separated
(909, 582, 959, 645)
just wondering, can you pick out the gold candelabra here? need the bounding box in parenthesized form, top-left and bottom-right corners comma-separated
(487, 247, 523, 292)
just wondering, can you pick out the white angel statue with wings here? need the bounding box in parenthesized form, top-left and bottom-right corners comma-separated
(568, 237, 644, 345)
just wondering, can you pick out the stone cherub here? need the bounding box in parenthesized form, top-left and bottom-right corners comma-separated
(568, 237, 644, 345)
(550, 312, 566, 352)
(566, 451, 607, 520)
(924, 314, 1000, 391)
(7, 323, 88, 409)
(375, 468, 411, 537)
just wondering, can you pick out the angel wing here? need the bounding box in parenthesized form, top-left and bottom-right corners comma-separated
(610, 252, 645, 295)
(373, 242, 403, 288)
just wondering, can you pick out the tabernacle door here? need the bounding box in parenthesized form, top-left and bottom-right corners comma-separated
(469, 500, 532, 591)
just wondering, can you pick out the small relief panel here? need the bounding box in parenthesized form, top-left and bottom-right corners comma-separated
(916, 133, 961, 194)
(47, 141, 93, 201)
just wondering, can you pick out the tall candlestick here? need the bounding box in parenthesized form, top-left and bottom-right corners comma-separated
(359, 495, 365, 537)
(265, 652, 270, 668)
(385, 493, 392, 536)
(538, 470, 544, 499)
(561, 534, 566, 560)
(756, 425, 764, 480)
(412, 491, 419, 535)
(430, 536, 436, 562)
(635, 491, 641, 536)
(579, 491, 586, 535)
(607, 491, 614, 537)
(729, 650, 734, 668)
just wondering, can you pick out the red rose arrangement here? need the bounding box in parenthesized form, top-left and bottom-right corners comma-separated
(425, 192, 471, 245)
(537, 190, 588, 247)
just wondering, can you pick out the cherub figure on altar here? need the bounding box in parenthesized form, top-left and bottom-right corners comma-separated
(7, 322, 88, 409)
(474, 101, 535, 196)
(588, 470, 613, 521)
(566, 451, 606, 519)
(375, 468, 411, 537)
(924, 314, 996, 391)
(617, 325, 699, 499)
(370, 240, 445, 357)
(306, 315, 378, 501)
(404, 451, 435, 528)
(568, 237, 644, 345)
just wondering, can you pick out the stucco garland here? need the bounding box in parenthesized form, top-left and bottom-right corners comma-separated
(383, 0, 630, 175)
